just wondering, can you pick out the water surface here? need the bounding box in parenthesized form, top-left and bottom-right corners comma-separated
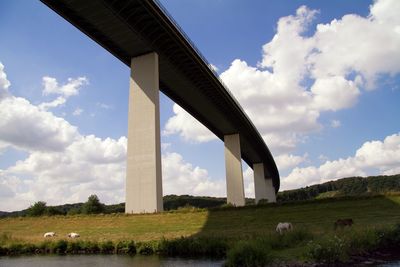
(0, 255, 223, 267)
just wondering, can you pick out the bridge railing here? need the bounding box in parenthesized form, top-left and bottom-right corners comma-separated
(152, 0, 251, 120)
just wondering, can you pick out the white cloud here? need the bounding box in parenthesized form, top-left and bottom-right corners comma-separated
(42, 76, 88, 97)
(72, 107, 83, 116)
(275, 153, 307, 171)
(330, 120, 341, 128)
(282, 133, 400, 190)
(96, 102, 112, 110)
(163, 0, 400, 155)
(0, 96, 79, 152)
(164, 104, 217, 143)
(0, 62, 11, 99)
(38, 96, 67, 111)
(162, 152, 225, 197)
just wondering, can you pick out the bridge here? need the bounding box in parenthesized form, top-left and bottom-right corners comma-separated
(40, 0, 280, 213)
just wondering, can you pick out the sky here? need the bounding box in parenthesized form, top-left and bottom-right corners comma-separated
(0, 0, 399, 211)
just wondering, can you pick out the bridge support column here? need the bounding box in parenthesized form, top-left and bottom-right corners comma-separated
(254, 163, 276, 204)
(126, 52, 163, 214)
(224, 134, 245, 206)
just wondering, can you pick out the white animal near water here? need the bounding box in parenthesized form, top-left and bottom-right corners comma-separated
(67, 232, 80, 238)
(43, 232, 56, 238)
(276, 222, 293, 234)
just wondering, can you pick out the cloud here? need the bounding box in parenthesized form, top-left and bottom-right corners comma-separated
(0, 96, 79, 152)
(330, 120, 341, 128)
(164, 104, 216, 143)
(275, 154, 307, 171)
(0, 62, 11, 99)
(282, 133, 400, 190)
(163, 0, 400, 155)
(42, 76, 88, 97)
(162, 152, 225, 197)
(72, 107, 83, 116)
(96, 102, 112, 110)
(38, 96, 66, 111)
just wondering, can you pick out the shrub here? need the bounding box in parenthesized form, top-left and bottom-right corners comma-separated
(67, 241, 83, 254)
(27, 201, 47, 217)
(225, 240, 272, 267)
(52, 240, 68, 254)
(81, 195, 105, 214)
(268, 228, 313, 250)
(100, 241, 114, 253)
(158, 237, 228, 258)
(79, 240, 100, 253)
(307, 235, 349, 264)
(137, 242, 155, 255)
(116, 240, 136, 254)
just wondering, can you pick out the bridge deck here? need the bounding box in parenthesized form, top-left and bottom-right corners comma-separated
(40, 0, 280, 191)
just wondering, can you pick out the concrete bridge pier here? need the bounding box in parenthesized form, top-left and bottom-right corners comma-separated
(254, 163, 276, 204)
(126, 52, 163, 214)
(224, 134, 245, 206)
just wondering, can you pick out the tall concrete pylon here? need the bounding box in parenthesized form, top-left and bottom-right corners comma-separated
(224, 133, 245, 206)
(126, 52, 163, 214)
(254, 163, 276, 204)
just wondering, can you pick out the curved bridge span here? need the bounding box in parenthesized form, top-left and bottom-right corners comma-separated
(40, 0, 280, 213)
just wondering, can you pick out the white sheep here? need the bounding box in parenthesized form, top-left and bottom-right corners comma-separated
(43, 232, 56, 238)
(67, 232, 80, 238)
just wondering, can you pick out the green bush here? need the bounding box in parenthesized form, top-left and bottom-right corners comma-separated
(115, 240, 136, 254)
(307, 235, 349, 264)
(100, 240, 114, 253)
(225, 240, 272, 267)
(137, 242, 155, 255)
(52, 240, 68, 254)
(67, 241, 83, 253)
(158, 237, 228, 258)
(27, 201, 47, 217)
(81, 195, 105, 214)
(79, 240, 100, 253)
(268, 228, 313, 250)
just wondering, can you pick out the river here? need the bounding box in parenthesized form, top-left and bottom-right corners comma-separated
(1, 255, 399, 266)
(0, 255, 224, 267)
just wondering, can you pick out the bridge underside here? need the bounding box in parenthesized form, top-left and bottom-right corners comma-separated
(40, 0, 280, 212)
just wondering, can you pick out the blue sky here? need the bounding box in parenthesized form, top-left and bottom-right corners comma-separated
(0, 0, 399, 211)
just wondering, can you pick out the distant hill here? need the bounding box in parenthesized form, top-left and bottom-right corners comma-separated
(277, 174, 400, 202)
(1, 174, 399, 218)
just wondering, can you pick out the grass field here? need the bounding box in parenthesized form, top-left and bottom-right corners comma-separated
(1, 195, 400, 245)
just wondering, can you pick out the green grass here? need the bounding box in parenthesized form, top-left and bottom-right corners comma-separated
(1, 195, 400, 264)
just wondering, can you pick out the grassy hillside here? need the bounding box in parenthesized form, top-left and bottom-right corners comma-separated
(277, 174, 400, 202)
(1, 195, 400, 244)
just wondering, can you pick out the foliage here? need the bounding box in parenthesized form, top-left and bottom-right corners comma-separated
(158, 236, 228, 258)
(307, 235, 349, 264)
(81, 195, 105, 214)
(225, 240, 272, 267)
(27, 201, 47, 217)
(278, 174, 400, 202)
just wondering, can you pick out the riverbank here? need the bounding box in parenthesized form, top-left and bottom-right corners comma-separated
(1, 195, 400, 265)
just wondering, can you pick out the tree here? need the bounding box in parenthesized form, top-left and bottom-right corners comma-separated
(27, 201, 47, 216)
(81, 195, 105, 214)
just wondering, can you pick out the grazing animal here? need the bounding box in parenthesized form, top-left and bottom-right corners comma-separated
(67, 232, 80, 238)
(43, 232, 56, 238)
(276, 222, 293, 234)
(334, 219, 354, 230)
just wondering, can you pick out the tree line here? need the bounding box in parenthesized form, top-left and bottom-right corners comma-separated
(1, 174, 399, 217)
(277, 174, 400, 202)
